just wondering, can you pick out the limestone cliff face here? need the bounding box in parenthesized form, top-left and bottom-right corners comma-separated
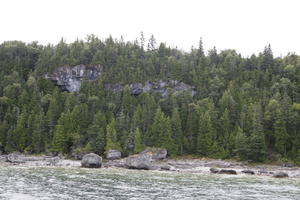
(105, 80, 196, 97)
(46, 65, 196, 96)
(45, 65, 102, 92)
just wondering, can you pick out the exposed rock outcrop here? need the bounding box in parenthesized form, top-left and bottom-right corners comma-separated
(106, 149, 122, 160)
(46, 65, 196, 96)
(45, 65, 102, 92)
(81, 153, 102, 168)
(105, 80, 196, 97)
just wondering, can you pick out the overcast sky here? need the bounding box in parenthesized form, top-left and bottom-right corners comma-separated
(1, 0, 299, 57)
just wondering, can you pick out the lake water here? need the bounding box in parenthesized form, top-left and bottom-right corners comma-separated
(0, 166, 299, 200)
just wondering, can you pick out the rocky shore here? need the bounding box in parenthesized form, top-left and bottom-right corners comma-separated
(0, 151, 299, 178)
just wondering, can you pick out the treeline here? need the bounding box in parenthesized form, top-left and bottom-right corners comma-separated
(0, 34, 300, 163)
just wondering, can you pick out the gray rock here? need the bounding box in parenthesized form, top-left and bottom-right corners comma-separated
(210, 168, 220, 174)
(141, 148, 167, 160)
(125, 153, 152, 170)
(7, 153, 26, 163)
(258, 170, 269, 174)
(46, 65, 102, 92)
(104, 159, 126, 168)
(81, 153, 102, 168)
(160, 165, 171, 171)
(273, 172, 288, 178)
(218, 169, 237, 175)
(241, 170, 255, 175)
(0, 155, 7, 162)
(106, 149, 122, 160)
(282, 163, 294, 168)
(105, 80, 196, 97)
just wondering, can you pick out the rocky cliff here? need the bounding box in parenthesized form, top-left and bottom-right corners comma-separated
(45, 65, 102, 92)
(46, 65, 196, 96)
(105, 80, 196, 97)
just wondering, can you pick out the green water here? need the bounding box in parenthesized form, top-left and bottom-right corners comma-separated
(0, 166, 299, 200)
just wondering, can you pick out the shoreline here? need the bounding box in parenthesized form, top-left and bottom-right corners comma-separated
(1, 154, 299, 178)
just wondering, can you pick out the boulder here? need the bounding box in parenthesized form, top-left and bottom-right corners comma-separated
(106, 149, 122, 160)
(218, 169, 237, 175)
(141, 148, 167, 160)
(125, 153, 152, 170)
(282, 163, 294, 168)
(0, 155, 7, 162)
(7, 153, 26, 163)
(210, 168, 220, 174)
(273, 172, 288, 178)
(81, 153, 102, 168)
(241, 170, 255, 175)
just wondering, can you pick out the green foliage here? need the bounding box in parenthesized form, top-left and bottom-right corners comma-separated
(133, 128, 143, 154)
(234, 126, 249, 160)
(197, 112, 214, 156)
(105, 119, 121, 152)
(0, 36, 299, 163)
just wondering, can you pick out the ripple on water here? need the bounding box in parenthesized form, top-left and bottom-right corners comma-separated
(0, 166, 300, 200)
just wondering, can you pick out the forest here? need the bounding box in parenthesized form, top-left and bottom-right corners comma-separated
(0, 34, 300, 163)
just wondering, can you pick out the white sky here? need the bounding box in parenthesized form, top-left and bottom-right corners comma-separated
(0, 0, 299, 57)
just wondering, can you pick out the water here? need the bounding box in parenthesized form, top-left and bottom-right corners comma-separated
(0, 166, 299, 200)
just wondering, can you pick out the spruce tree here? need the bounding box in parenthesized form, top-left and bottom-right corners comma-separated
(95, 127, 106, 155)
(133, 128, 143, 154)
(105, 119, 121, 152)
(171, 107, 183, 154)
(234, 126, 249, 160)
(274, 109, 288, 156)
(197, 112, 214, 157)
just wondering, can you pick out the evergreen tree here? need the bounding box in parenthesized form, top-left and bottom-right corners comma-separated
(31, 111, 46, 153)
(95, 127, 106, 155)
(105, 119, 121, 152)
(248, 103, 266, 162)
(274, 109, 288, 156)
(133, 128, 143, 154)
(197, 112, 214, 156)
(234, 126, 249, 160)
(171, 107, 183, 154)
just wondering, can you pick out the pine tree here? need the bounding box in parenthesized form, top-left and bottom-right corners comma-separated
(133, 128, 143, 154)
(171, 107, 183, 154)
(149, 107, 177, 156)
(131, 105, 143, 131)
(105, 119, 121, 152)
(147, 107, 164, 146)
(51, 125, 66, 153)
(32, 111, 46, 153)
(197, 112, 214, 156)
(274, 109, 288, 156)
(234, 126, 249, 160)
(51, 111, 73, 153)
(220, 109, 231, 151)
(159, 117, 177, 156)
(12, 112, 27, 152)
(247, 103, 267, 162)
(95, 128, 106, 155)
